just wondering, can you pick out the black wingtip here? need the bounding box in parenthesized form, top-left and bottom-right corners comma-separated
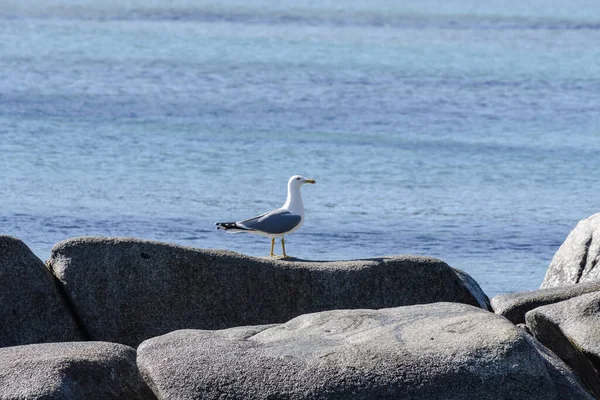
(215, 222, 242, 229)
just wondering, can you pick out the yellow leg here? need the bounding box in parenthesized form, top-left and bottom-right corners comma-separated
(270, 238, 275, 257)
(281, 237, 289, 258)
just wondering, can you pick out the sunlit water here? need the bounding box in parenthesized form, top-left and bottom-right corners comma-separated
(1, 0, 600, 296)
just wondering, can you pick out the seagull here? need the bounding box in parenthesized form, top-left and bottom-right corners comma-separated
(215, 175, 316, 258)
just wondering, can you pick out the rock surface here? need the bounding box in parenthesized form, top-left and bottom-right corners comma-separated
(0, 341, 155, 399)
(48, 237, 490, 347)
(542, 213, 600, 288)
(526, 292, 600, 398)
(137, 302, 592, 400)
(0, 235, 82, 347)
(491, 280, 600, 324)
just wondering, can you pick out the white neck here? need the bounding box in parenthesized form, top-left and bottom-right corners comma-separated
(283, 183, 304, 216)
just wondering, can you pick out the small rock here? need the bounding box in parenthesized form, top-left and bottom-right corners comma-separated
(542, 213, 600, 288)
(0, 235, 81, 347)
(526, 291, 600, 398)
(491, 280, 600, 324)
(48, 236, 490, 347)
(138, 302, 592, 400)
(0, 341, 155, 399)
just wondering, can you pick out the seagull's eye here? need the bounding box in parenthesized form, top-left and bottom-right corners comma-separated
(296, 177, 301, 181)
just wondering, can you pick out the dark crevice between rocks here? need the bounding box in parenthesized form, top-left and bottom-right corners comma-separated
(45, 260, 91, 340)
(589, 353, 600, 380)
(576, 236, 593, 284)
(583, 256, 600, 282)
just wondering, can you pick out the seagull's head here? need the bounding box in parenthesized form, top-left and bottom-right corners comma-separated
(289, 175, 316, 188)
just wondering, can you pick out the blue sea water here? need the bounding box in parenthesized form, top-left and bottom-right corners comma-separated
(1, 0, 600, 296)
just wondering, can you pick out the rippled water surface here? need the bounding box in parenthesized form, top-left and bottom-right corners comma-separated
(2, 0, 600, 296)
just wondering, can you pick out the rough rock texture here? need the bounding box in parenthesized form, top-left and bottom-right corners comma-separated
(491, 280, 600, 324)
(137, 303, 592, 400)
(0, 235, 82, 347)
(542, 213, 600, 288)
(526, 292, 600, 398)
(48, 237, 490, 347)
(0, 341, 156, 399)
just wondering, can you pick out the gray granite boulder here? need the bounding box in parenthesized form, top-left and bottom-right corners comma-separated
(137, 302, 592, 400)
(542, 213, 600, 288)
(0, 341, 155, 399)
(526, 292, 600, 398)
(0, 235, 82, 347)
(48, 237, 490, 347)
(491, 280, 600, 324)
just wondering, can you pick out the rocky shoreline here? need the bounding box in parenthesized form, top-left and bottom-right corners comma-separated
(2, 213, 600, 399)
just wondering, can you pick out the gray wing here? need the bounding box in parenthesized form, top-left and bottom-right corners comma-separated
(238, 209, 301, 234)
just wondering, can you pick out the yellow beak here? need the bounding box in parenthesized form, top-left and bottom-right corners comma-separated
(304, 179, 316, 184)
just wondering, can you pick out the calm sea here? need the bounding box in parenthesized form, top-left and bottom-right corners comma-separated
(1, 0, 600, 296)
